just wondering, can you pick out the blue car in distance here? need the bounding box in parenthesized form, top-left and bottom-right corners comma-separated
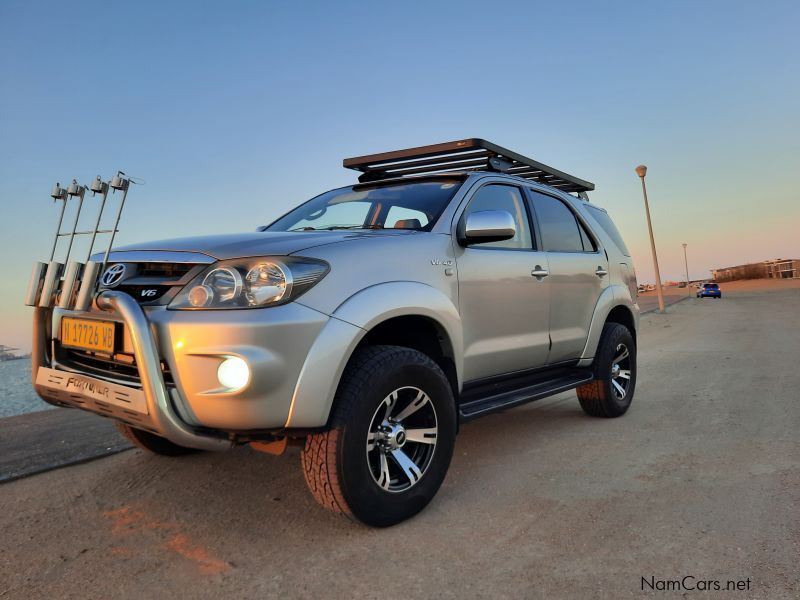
(697, 282, 722, 299)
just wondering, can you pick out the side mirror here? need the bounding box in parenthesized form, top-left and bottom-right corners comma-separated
(458, 210, 516, 245)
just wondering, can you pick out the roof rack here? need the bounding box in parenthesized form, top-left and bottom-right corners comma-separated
(343, 138, 594, 193)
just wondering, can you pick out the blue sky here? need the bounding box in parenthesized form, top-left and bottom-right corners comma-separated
(1, 0, 799, 350)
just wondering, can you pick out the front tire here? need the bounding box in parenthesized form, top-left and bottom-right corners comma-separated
(115, 422, 199, 456)
(301, 345, 456, 527)
(576, 323, 636, 418)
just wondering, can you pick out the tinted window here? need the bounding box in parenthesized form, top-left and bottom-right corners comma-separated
(464, 185, 532, 250)
(530, 192, 585, 252)
(705, 283, 719, 289)
(586, 205, 631, 256)
(267, 179, 462, 232)
(578, 221, 596, 252)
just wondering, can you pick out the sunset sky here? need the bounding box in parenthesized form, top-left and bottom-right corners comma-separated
(1, 0, 798, 352)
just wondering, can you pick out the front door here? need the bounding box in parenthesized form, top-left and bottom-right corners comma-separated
(454, 183, 551, 381)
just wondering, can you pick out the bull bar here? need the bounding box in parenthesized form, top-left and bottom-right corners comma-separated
(32, 291, 230, 451)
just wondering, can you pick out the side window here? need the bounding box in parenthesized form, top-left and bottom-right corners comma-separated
(578, 220, 596, 252)
(530, 192, 593, 252)
(463, 184, 532, 249)
(586, 205, 630, 256)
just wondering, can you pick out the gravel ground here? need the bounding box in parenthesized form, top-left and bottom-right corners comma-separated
(0, 281, 798, 599)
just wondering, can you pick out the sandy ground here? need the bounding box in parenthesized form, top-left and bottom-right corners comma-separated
(638, 277, 800, 300)
(637, 288, 693, 313)
(0, 280, 798, 599)
(0, 409, 130, 482)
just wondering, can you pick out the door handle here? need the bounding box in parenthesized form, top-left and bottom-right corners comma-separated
(531, 266, 549, 279)
(595, 266, 608, 277)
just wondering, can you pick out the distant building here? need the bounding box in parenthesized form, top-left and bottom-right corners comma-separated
(711, 259, 800, 282)
(765, 258, 800, 279)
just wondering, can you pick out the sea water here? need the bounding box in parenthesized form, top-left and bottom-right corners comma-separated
(0, 359, 53, 417)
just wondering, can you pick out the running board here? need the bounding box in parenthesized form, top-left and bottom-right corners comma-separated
(458, 368, 593, 421)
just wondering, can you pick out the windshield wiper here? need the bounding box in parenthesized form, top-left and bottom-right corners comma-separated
(289, 225, 387, 232)
(309, 225, 377, 231)
(325, 225, 386, 230)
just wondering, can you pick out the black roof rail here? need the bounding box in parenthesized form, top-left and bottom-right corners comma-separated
(343, 138, 594, 193)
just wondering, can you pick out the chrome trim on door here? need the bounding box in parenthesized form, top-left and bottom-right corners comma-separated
(531, 266, 549, 279)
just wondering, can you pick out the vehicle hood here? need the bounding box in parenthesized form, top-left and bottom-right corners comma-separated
(106, 230, 416, 260)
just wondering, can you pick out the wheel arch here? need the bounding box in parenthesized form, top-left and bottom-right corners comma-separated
(356, 314, 459, 402)
(286, 282, 463, 428)
(577, 285, 639, 367)
(605, 305, 637, 345)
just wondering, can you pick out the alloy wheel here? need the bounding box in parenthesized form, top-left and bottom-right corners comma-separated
(366, 386, 438, 493)
(610, 343, 633, 400)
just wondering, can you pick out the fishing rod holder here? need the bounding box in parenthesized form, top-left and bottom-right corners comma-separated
(24, 171, 134, 311)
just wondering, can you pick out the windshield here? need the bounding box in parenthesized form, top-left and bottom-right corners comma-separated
(266, 179, 463, 232)
(705, 283, 719, 289)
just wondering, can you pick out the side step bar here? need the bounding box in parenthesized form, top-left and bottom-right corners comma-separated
(458, 368, 593, 421)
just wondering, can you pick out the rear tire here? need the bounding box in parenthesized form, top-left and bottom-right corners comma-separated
(301, 345, 456, 527)
(115, 422, 199, 456)
(577, 323, 636, 418)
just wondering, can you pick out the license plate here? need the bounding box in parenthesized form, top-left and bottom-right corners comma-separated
(61, 317, 116, 353)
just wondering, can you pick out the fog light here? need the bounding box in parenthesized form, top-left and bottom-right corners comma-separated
(217, 356, 250, 391)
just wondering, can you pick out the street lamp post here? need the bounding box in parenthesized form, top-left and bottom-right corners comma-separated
(636, 165, 665, 313)
(682, 242, 689, 285)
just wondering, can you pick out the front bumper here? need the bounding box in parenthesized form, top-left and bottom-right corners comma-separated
(33, 290, 360, 448)
(34, 293, 229, 450)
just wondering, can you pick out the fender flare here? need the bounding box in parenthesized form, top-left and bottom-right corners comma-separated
(285, 282, 463, 428)
(576, 285, 639, 367)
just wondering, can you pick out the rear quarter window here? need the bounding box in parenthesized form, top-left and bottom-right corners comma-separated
(586, 205, 631, 257)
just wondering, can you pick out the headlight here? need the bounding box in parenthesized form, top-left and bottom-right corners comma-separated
(202, 267, 242, 303)
(169, 256, 329, 310)
(245, 262, 288, 305)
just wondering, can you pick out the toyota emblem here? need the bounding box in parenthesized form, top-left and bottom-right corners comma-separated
(101, 264, 127, 287)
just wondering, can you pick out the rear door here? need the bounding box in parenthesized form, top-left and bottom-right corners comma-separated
(527, 190, 609, 363)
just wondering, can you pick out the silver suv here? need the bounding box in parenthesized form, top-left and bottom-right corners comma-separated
(27, 139, 639, 526)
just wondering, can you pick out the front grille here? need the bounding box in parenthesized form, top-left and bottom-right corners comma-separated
(135, 262, 195, 278)
(58, 346, 174, 387)
(99, 260, 206, 305)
